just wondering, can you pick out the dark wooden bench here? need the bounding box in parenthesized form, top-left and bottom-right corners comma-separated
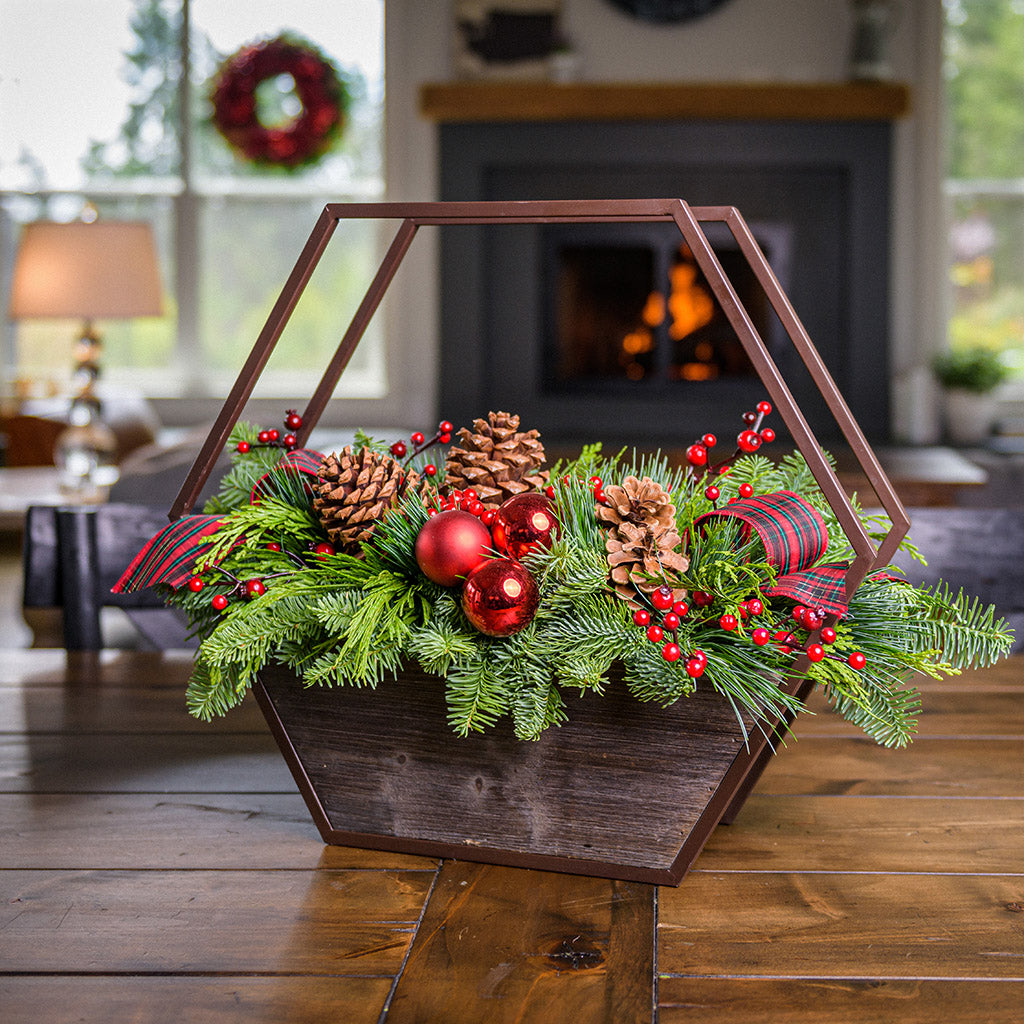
(22, 504, 193, 650)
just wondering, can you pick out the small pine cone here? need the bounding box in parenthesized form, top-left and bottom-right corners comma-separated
(597, 476, 689, 607)
(444, 410, 549, 508)
(313, 447, 419, 553)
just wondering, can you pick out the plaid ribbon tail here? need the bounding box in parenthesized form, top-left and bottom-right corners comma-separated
(112, 514, 224, 593)
(765, 561, 851, 617)
(250, 447, 324, 503)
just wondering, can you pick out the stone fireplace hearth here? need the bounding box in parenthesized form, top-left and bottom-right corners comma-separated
(424, 82, 909, 446)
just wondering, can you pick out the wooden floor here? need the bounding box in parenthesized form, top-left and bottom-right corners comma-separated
(1, 648, 1022, 1023)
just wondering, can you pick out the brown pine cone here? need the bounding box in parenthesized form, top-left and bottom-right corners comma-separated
(444, 410, 549, 508)
(313, 447, 419, 553)
(596, 476, 689, 606)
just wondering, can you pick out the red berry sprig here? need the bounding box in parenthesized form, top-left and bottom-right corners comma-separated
(687, 401, 777, 494)
(236, 410, 304, 455)
(390, 419, 455, 479)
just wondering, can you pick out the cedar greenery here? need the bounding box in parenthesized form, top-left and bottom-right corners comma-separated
(168, 424, 1014, 744)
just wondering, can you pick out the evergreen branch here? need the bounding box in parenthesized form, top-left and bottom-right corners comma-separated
(910, 581, 1014, 668)
(445, 659, 509, 735)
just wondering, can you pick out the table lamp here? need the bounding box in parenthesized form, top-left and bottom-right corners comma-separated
(7, 218, 163, 493)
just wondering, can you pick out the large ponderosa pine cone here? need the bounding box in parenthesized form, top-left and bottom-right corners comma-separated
(444, 411, 549, 509)
(596, 476, 689, 607)
(313, 447, 419, 553)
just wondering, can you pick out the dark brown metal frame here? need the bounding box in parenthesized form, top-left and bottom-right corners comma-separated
(173, 200, 910, 884)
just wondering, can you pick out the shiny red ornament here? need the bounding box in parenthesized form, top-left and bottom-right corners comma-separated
(491, 493, 559, 560)
(461, 558, 539, 637)
(415, 510, 492, 587)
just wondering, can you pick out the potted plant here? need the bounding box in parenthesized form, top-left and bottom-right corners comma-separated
(933, 346, 1010, 444)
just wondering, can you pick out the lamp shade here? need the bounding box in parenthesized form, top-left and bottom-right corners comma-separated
(8, 220, 163, 320)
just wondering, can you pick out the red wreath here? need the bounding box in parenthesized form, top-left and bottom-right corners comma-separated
(210, 35, 350, 169)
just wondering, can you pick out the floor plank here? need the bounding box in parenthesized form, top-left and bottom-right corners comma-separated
(0, 792, 436, 870)
(658, 872, 1024, 979)
(700, 795, 1024, 874)
(0, 976, 393, 1024)
(0, 869, 434, 974)
(0, 733, 293, 793)
(0, 650, 196, 687)
(756, 738, 1024, 796)
(658, 977, 1024, 1023)
(0, 684, 268, 734)
(386, 861, 656, 1024)
(798, 688, 1024, 738)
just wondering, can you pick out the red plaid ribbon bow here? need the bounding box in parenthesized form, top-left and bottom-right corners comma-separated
(112, 447, 323, 593)
(695, 490, 852, 616)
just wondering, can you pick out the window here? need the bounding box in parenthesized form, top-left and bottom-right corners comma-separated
(1, 0, 385, 417)
(943, 0, 1024, 381)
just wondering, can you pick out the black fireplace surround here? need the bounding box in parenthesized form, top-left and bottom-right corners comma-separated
(437, 116, 893, 446)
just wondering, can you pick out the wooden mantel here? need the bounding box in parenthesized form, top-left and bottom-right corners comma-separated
(419, 80, 911, 124)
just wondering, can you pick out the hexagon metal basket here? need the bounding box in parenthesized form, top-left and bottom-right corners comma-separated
(172, 201, 908, 885)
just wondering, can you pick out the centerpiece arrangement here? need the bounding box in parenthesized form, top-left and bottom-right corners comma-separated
(116, 405, 1012, 747)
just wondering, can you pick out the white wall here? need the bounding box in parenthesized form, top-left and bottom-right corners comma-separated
(385, 0, 944, 442)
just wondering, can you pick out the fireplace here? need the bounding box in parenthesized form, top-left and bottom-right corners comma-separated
(433, 92, 899, 445)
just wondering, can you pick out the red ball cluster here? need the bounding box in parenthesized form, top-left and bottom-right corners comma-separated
(390, 420, 454, 477)
(236, 410, 304, 455)
(414, 492, 559, 637)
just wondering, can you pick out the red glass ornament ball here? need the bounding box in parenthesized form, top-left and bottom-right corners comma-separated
(685, 443, 708, 467)
(848, 651, 867, 670)
(461, 558, 539, 637)
(633, 608, 651, 627)
(491, 493, 559, 560)
(211, 594, 229, 611)
(415, 510, 492, 587)
(651, 586, 674, 611)
(737, 430, 762, 453)
(236, 441, 251, 453)
(662, 642, 682, 663)
(188, 576, 205, 593)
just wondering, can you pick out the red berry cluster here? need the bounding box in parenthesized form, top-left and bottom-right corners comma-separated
(236, 409, 305, 455)
(686, 400, 777, 497)
(428, 486, 496, 526)
(187, 538, 337, 613)
(767, 604, 867, 670)
(546, 474, 606, 505)
(389, 420, 454, 478)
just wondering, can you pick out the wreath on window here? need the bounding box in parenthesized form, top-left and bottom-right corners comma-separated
(210, 34, 350, 169)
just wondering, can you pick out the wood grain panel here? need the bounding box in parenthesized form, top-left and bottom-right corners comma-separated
(0, 976, 392, 1024)
(658, 978, 1024, 1023)
(756, 738, 1024, 796)
(658, 873, 1024, 978)
(0, 869, 434, 974)
(0, 734, 292, 793)
(0, 792, 435, 870)
(700, 796, 1024, 874)
(387, 861, 655, 1024)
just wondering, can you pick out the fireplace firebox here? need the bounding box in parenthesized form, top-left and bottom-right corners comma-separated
(437, 114, 895, 444)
